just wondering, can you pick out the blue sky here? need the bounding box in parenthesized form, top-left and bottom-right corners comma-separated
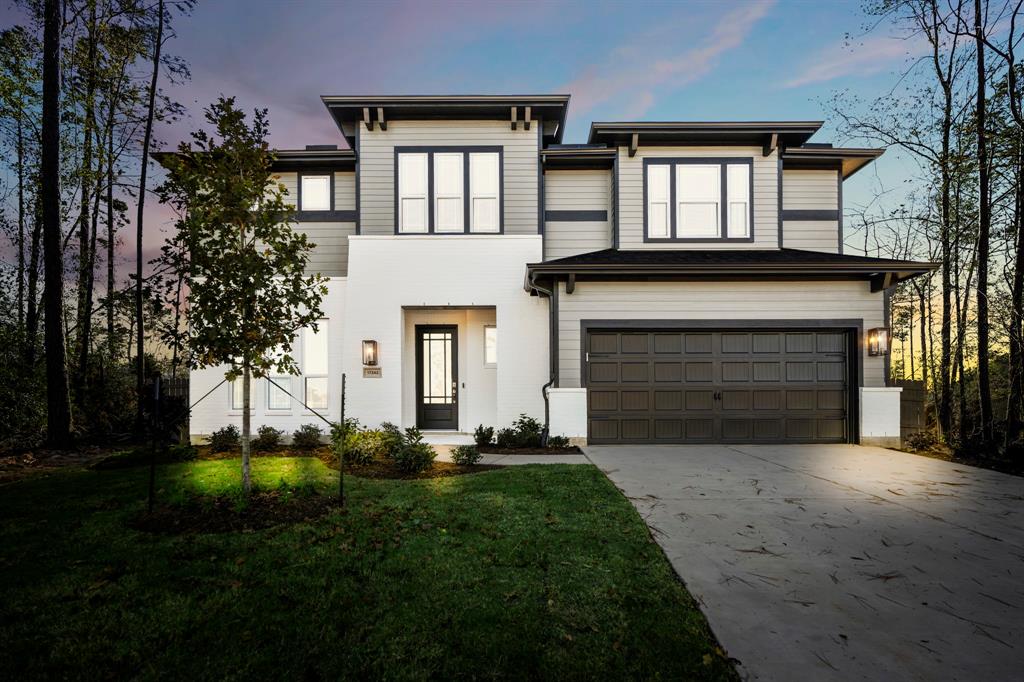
(2, 0, 927, 260)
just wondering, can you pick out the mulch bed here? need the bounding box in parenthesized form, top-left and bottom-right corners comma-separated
(197, 445, 503, 479)
(480, 446, 583, 455)
(131, 490, 339, 534)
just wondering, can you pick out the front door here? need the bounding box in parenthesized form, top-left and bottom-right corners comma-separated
(416, 325, 458, 430)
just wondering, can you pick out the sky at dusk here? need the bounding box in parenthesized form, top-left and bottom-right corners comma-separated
(1, 0, 926, 271)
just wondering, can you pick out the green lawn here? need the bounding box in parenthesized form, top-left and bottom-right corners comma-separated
(0, 458, 736, 680)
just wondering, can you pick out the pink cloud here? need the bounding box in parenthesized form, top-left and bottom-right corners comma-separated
(783, 34, 916, 89)
(563, 0, 775, 119)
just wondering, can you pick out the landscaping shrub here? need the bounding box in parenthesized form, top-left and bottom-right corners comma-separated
(547, 435, 571, 448)
(904, 429, 937, 451)
(473, 424, 494, 447)
(291, 424, 323, 451)
(511, 413, 543, 447)
(450, 444, 481, 465)
(167, 443, 199, 461)
(495, 427, 517, 449)
(393, 427, 436, 473)
(346, 429, 388, 465)
(379, 421, 403, 457)
(252, 425, 284, 452)
(209, 425, 240, 452)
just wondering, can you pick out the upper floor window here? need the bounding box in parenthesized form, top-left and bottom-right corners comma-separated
(397, 147, 501, 234)
(644, 159, 752, 241)
(300, 174, 331, 211)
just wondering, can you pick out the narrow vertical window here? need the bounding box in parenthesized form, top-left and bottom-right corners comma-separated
(398, 153, 428, 233)
(726, 164, 750, 238)
(300, 174, 331, 211)
(267, 344, 292, 411)
(484, 325, 497, 367)
(303, 322, 329, 410)
(469, 152, 499, 232)
(646, 164, 670, 238)
(676, 165, 720, 238)
(434, 153, 464, 232)
(230, 378, 253, 411)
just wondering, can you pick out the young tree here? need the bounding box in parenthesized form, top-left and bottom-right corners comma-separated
(157, 97, 326, 492)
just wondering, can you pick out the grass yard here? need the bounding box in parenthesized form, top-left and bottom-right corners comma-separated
(0, 458, 736, 680)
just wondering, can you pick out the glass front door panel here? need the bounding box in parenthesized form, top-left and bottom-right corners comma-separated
(422, 332, 454, 405)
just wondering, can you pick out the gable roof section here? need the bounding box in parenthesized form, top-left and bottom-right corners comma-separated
(527, 248, 936, 291)
(321, 94, 571, 147)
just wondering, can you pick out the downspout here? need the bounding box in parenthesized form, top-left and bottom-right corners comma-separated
(527, 271, 557, 445)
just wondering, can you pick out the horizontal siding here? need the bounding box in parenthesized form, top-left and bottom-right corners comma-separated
(293, 221, 356, 277)
(359, 120, 539, 236)
(544, 169, 611, 259)
(335, 172, 355, 210)
(783, 220, 840, 253)
(556, 280, 884, 388)
(274, 172, 298, 207)
(783, 169, 838, 210)
(617, 146, 779, 250)
(545, 221, 610, 260)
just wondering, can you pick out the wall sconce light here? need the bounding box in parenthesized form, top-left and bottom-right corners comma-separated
(362, 339, 379, 366)
(867, 327, 890, 356)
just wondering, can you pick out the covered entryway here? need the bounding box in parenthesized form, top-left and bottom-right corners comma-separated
(585, 327, 853, 444)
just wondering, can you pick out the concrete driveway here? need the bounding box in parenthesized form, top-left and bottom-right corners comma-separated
(584, 444, 1024, 681)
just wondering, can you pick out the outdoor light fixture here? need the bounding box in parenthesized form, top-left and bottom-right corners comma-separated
(867, 327, 890, 357)
(362, 339, 379, 366)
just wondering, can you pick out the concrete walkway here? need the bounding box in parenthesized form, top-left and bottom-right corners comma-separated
(432, 443, 589, 465)
(585, 444, 1024, 681)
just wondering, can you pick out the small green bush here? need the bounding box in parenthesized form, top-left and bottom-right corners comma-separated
(292, 424, 323, 451)
(495, 427, 517, 449)
(905, 430, 937, 451)
(473, 424, 494, 447)
(512, 414, 543, 448)
(450, 444, 481, 466)
(393, 427, 436, 473)
(208, 425, 240, 452)
(547, 435, 571, 448)
(252, 425, 284, 452)
(379, 421, 403, 458)
(346, 429, 388, 465)
(167, 443, 199, 461)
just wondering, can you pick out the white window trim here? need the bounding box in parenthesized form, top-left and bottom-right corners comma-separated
(300, 174, 332, 212)
(644, 159, 753, 241)
(398, 153, 429, 233)
(469, 152, 500, 233)
(646, 164, 670, 239)
(433, 153, 464, 233)
(484, 324, 497, 368)
(302, 322, 329, 411)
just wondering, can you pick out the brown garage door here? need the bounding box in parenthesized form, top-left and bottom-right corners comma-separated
(585, 329, 850, 444)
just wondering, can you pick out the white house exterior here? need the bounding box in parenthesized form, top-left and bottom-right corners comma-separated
(182, 95, 933, 448)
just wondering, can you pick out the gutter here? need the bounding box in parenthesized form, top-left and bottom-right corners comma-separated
(525, 270, 558, 446)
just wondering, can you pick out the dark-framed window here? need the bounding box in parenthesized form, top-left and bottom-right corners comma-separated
(291, 170, 356, 222)
(394, 146, 504, 235)
(643, 157, 754, 243)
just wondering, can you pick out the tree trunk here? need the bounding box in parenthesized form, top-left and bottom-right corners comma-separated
(241, 366, 251, 493)
(42, 0, 72, 447)
(17, 112, 25, 333)
(1005, 137, 1024, 447)
(26, 202, 42, 366)
(136, 0, 164, 432)
(975, 0, 993, 444)
(106, 103, 116, 357)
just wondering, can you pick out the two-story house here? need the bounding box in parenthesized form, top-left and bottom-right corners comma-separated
(183, 95, 934, 447)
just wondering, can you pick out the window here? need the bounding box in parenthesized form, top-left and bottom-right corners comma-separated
(677, 165, 719, 238)
(230, 378, 254, 411)
(470, 152, 500, 232)
(303, 323, 329, 410)
(398, 153, 428, 232)
(644, 159, 752, 240)
(300, 174, 331, 211)
(267, 344, 291, 411)
(434, 153, 464, 232)
(484, 325, 497, 367)
(646, 165, 670, 238)
(396, 148, 500, 233)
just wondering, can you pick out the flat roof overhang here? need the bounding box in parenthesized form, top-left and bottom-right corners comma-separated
(322, 94, 571, 147)
(541, 146, 617, 170)
(782, 146, 885, 178)
(152, 149, 356, 172)
(587, 121, 824, 151)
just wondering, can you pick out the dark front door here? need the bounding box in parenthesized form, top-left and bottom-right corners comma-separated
(585, 329, 851, 444)
(416, 325, 458, 430)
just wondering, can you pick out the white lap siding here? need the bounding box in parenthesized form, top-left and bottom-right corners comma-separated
(274, 171, 357, 277)
(782, 169, 840, 253)
(544, 169, 612, 259)
(556, 280, 885, 388)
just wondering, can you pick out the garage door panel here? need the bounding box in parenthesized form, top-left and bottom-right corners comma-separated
(586, 329, 851, 445)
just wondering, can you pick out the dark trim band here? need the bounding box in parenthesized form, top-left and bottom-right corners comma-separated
(545, 210, 608, 222)
(781, 209, 840, 221)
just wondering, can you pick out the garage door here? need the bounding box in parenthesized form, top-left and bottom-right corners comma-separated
(585, 329, 850, 444)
